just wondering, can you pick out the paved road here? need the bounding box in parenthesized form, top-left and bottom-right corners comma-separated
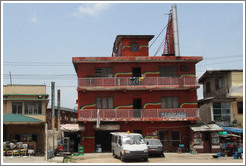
(3, 153, 244, 163)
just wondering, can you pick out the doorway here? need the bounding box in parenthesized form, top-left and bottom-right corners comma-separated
(95, 131, 112, 152)
(132, 67, 141, 77)
(64, 132, 80, 152)
(203, 132, 211, 153)
(133, 98, 142, 118)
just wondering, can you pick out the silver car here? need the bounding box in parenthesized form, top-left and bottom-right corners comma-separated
(145, 139, 165, 157)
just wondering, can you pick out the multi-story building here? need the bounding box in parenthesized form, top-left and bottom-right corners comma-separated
(198, 70, 243, 128)
(72, 34, 203, 153)
(46, 106, 78, 130)
(3, 84, 49, 155)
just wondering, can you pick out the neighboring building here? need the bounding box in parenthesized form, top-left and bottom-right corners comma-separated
(3, 84, 49, 155)
(198, 70, 243, 128)
(46, 106, 78, 130)
(72, 34, 203, 153)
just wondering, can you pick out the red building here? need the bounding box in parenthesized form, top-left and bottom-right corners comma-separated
(72, 34, 203, 153)
(46, 106, 78, 130)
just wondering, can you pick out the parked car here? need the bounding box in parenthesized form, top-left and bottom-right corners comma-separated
(111, 132, 149, 162)
(145, 139, 165, 157)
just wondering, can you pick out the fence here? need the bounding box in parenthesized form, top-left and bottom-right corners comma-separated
(78, 77, 197, 87)
(78, 108, 199, 121)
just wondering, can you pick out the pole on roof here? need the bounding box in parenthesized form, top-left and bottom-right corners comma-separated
(57, 89, 61, 139)
(51, 82, 55, 152)
(172, 4, 180, 57)
(9, 71, 12, 85)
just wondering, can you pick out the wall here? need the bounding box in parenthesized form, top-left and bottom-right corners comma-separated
(120, 38, 149, 57)
(3, 85, 46, 94)
(203, 75, 228, 98)
(80, 121, 193, 153)
(77, 62, 196, 78)
(199, 102, 213, 124)
(46, 109, 78, 129)
(78, 90, 198, 110)
(231, 97, 243, 128)
(5, 124, 45, 154)
(4, 100, 47, 122)
(228, 71, 243, 97)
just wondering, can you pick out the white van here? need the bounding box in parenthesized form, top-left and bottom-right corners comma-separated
(111, 132, 149, 162)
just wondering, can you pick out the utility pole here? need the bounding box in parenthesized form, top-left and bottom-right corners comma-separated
(51, 82, 55, 151)
(57, 89, 61, 139)
(9, 71, 12, 85)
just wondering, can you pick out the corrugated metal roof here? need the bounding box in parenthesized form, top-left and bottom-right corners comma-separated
(3, 114, 42, 122)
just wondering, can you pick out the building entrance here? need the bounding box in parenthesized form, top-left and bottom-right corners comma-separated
(159, 130, 181, 152)
(95, 130, 112, 152)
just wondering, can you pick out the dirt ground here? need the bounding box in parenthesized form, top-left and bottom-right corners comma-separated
(70, 152, 244, 163)
(3, 153, 244, 164)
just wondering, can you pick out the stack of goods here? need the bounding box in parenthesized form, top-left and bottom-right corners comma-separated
(21, 144, 28, 156)
(28, 144, 35, 156)
(78, 146, 84, 156)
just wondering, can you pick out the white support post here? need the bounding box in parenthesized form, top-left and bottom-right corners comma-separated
(172, 4, 180, 57)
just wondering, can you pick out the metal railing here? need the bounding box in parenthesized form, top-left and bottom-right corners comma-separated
(78, 108, 199, 121)
(78, 77, 197, 87)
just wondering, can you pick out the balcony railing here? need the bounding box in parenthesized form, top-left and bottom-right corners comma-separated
(78, 108, 200, 121)
(78, 77, 197, 87)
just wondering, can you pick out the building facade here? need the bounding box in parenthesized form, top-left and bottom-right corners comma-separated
(46, 106, 78, 130)
(73, 35, 203, 153)
(3, 84, 49, 155)
(198, 70, 243, 128)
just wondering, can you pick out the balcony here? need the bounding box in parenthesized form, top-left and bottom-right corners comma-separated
(77, 77, 198, 91)
(78, 108, 200, 122)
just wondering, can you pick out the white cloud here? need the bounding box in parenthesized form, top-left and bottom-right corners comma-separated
(72, 3, 111, 18)
(30, 14, 38, 23)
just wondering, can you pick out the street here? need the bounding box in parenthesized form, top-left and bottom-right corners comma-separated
(3, 153, 243, 163)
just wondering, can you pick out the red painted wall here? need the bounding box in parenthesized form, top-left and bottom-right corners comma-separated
(78, 90, 197, 110)
(117, 38, 149, 57)
(77, 62, 196, 78)
(80, 121, 192, 153)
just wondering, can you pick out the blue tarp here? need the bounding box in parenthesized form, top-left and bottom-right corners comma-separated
(221, 127, 243, 134)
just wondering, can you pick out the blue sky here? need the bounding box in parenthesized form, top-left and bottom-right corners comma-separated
(2, 2, 244, 109)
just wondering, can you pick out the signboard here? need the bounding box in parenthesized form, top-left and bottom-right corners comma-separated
(160, 112, 186, 118)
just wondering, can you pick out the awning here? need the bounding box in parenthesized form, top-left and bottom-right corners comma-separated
(220, 134, 241, 138)
(94, 124, 120, 131)
(221, 127, 243, 134)
(60, 124, 85, 132)
(191, 124, 223, 132)
(3, 114, 42, 124)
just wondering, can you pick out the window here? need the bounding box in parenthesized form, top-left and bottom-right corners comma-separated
(12, 102, 23, 114)
(160, 66, 177, 77)
(206, 82, 211, 93)
(237, 102, 243, 114)
(180, 65, 189, 72)
(161, 97, 179, 108)
(213, 102, 230, 122)
(96, 97, 113, 109)
(215, 77, 223, 89)
(24, 102, 42, 114)
(130, 43, 138, 52)
(96, 68, 113, 77)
